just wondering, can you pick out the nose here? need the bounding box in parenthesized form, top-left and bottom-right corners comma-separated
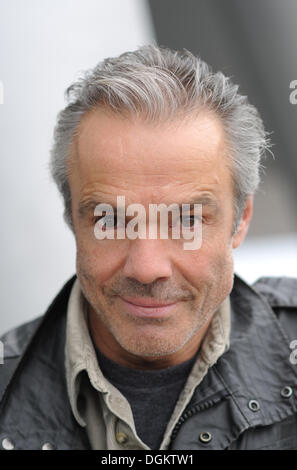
(122, 238, 173, 284)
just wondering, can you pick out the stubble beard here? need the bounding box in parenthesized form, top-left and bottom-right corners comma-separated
(77, 251, 234, 360)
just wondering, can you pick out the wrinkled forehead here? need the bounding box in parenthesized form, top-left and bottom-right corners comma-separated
(68, 108, 233, 202)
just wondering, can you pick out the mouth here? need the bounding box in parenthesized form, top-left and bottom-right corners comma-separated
(118, 296, 179, 319)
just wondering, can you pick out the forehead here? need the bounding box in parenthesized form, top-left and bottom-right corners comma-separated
(70, 108, 231, 203)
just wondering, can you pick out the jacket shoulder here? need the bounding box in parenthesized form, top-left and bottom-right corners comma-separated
(0, 275, 77, 412)
(0, 275, 77, 362)
(0, 316, 43, 360)
(252, 276, 297, 308)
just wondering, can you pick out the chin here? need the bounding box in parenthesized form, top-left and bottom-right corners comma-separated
(113, 327, 194, 359)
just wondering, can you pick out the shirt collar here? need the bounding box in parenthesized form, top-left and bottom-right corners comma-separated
(65, 278, 110, 426)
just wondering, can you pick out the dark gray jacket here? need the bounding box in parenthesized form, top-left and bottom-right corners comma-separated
(1, 274, 297, 450)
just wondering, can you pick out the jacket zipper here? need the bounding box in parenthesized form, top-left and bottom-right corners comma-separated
(170, 395, 225, 443)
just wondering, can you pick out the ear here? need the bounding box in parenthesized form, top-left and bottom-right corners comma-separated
(232, 196, 253, 249)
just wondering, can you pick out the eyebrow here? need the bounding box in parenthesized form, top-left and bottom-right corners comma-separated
(78, 193, 219, 218)
(181, 194, 219, 209)
(78, 197, 125, 218)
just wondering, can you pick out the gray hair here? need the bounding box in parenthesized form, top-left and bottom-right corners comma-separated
(50, 44, 271, 232)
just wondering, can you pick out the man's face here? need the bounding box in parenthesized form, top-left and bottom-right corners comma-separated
(69, 108, 250, 365)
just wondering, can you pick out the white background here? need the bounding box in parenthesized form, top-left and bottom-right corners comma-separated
(0, 0, 296, 335)
(0, 0, 155, 334)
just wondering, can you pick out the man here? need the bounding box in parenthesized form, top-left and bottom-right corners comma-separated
(1, 45, 297, 451)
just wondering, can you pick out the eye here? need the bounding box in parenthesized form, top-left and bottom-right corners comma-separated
(94, 214, 122, 230)
(180, 215, 202, 228)
(105, 215, 118, 229)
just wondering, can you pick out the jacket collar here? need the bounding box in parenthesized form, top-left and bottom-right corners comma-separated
(0, 275, 90, 450)
(171, 274, 297, 449)
(225, 274, 297, 426)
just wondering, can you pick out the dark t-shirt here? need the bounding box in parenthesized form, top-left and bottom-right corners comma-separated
(93, 344, 199, 449)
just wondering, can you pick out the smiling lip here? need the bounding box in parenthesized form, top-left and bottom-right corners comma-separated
(118, 296, 179, 318)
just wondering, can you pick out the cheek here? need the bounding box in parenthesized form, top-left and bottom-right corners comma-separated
(179, 236, 234, 288)
(75, 237, 126, 286)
